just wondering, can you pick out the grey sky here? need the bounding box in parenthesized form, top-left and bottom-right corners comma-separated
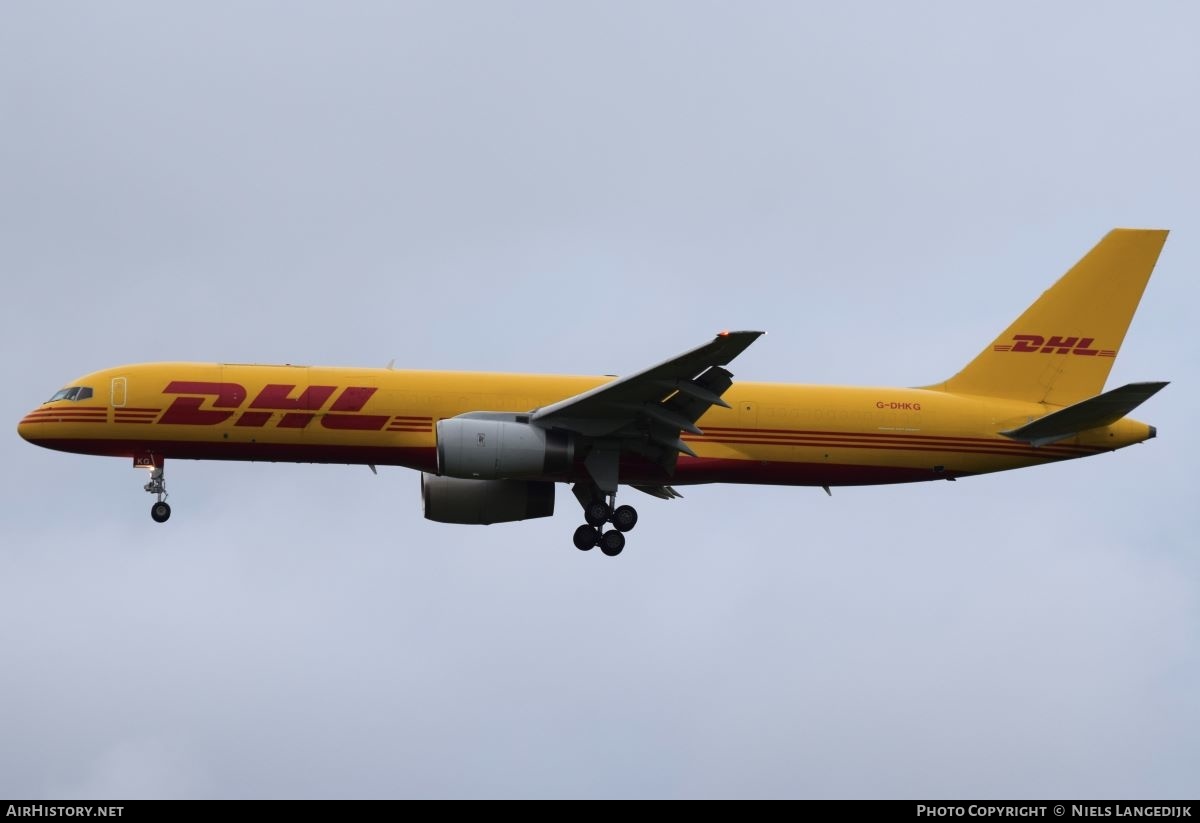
(1, 1, 1197, 799)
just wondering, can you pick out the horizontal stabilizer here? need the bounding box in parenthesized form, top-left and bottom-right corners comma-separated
(1000, 381, 1168, 446)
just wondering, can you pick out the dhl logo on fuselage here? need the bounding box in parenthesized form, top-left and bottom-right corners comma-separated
(992, 335, 1116, 357)
(160, 382, 389, 431)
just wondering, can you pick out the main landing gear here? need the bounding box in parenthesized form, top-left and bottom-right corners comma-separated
(572, 490, 638, 557)
(144, 465, 171, 523)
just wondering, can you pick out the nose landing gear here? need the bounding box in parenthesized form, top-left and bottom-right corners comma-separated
(143, 465, 171, 523)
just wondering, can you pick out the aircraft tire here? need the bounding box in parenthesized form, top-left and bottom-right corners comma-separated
(584, 501, 610, 527)
(573, 525, 599, 551)
(612, 505, 638, 532)
(150, 502, 171, 523)
(600, 530, 625, 557)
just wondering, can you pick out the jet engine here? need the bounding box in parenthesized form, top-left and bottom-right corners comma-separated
(421, 474, 555, 524)
(436, 416, 573, 480)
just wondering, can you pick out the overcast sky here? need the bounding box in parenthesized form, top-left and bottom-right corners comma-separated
(1, 1, 1197, 799)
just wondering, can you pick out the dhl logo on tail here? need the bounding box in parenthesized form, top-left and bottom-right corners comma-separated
(993, 335, 1117, 357)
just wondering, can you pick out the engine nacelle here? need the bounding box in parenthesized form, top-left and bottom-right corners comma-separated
(436, 416, 573, 480)
(421, 474, 555, 524)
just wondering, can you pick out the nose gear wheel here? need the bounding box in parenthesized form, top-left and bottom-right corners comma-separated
(143, 465, 171, 523)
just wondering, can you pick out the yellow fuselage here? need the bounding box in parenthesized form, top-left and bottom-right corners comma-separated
(18, 362, 1154, 486)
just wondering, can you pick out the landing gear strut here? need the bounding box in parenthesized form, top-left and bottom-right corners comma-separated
(572, 485, 636, 557)
(144, 465, 171, 523)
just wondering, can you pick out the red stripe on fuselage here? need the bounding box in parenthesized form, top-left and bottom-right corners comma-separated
(669, 457, 966, 486)
(23, 437, 441, 473)
(22, 436, 963, 487)
(689, 435, 1085, 460)
(31, 405, 108, 411)
(691, 427, 1102, 455)
(321, 414, 390, 431)
(22, 415, 107, 423)
(25, 410, 108, 418)
(700, 429, 1099, 448)
(26, 414, 108, 419)
(688, 431, 1099, 456)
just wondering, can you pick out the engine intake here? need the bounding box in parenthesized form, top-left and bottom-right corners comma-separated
(421, 474, 555, 524)
(436, 416, 573, 480)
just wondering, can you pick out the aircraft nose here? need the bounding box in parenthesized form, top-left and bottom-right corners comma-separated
(17, 405, 52, 443)
(17, 411, 36, 442)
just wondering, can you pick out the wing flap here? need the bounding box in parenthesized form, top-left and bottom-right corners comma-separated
(631, 484, 684, 500)
(655, 377, 733, 409)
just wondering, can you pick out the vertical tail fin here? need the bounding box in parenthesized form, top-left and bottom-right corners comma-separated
(934, 228, 1168, 405)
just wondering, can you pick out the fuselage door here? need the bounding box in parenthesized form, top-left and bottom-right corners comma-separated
(111, 376, 127, 408)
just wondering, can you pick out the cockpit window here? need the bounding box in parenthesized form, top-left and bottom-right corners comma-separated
(46, 386, 94, 402)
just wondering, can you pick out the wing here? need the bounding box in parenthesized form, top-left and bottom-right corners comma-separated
(532, 331, 764, 488)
